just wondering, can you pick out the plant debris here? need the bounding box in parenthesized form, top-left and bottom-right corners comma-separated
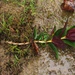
(61, 0, 75, 12)
(30, 39, 39, 55)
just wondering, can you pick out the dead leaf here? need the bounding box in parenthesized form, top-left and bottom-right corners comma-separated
(61, 0, 75, 12)
(50, 26, 56, 36)
(9, 26, 15, 33)
(30, 39, 39, 55)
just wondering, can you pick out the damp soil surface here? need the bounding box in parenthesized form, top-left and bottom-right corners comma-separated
(0, 0, 75, 75)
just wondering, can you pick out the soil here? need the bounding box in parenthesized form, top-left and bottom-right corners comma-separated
(0, 0, 75, 75)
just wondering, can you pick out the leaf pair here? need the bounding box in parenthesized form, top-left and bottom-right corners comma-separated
(32, 27, 49, 55)
(48, 20, 68, 59)
(63, 26, 75, 48)
(52, 22, 75, 49)
(32, 21, 75, 59)
(33, 27, 49, 41)
(66, 28, 75, 41)
(51, 19, 68, 50)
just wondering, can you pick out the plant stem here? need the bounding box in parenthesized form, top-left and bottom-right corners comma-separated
(5, 40, 52, 45)
(5, 36, 66, 45)
(61, 36, 66, 39)
(34, 40, 47, 43)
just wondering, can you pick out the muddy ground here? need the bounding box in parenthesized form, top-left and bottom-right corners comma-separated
(0, 0, 75, 75)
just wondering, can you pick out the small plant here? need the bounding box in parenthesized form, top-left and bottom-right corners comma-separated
(5, 19, 75, 59)
(9, 45, 30, 58)
(1, 0, 75, 59)
(30, 0, 36, 15)
(0, 13, 13, 34)
(14, 55, 19, 66)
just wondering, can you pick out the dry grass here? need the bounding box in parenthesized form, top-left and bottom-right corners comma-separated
(0, 0, 36, 75)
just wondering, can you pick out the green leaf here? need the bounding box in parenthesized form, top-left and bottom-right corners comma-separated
(54, 28, 62, 36)
(36, 33, 43, 40)
(33, 27, 38, 39)
(54, 28, 67, 37)
(48, 43, 59, 59)
(67, 25, 75, 31)
(63, 39, 75, 48)
(36, 32, 49, 41)
(43, 33, 49, 41)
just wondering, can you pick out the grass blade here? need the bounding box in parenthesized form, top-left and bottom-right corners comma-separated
(33, 27, 38, 39)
